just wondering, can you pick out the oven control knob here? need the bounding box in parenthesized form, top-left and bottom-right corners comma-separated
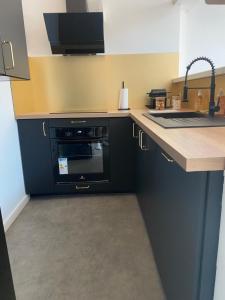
(65, 131, 72, 137)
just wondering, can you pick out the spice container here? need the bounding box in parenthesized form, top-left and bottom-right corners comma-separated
(155, 97, 166, 110)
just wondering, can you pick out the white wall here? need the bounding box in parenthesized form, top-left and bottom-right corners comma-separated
(103, 0, 180, 54)
(21, 0, 180, 56)
(179, 0, 225, 75)
(0, 82, 27, 224)
(21, 0, 66, 56)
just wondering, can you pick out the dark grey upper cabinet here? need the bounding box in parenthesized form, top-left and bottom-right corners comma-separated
(0, 0, 29, 79)
(0, 43, 5, 75)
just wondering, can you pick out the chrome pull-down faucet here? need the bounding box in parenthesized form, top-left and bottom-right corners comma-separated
(183, 57, 220, 117)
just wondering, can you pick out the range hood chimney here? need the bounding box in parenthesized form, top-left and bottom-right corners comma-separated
(66, 0, 88, 12)
(66, 0, 103, 12)
(44, 0, 105, 55)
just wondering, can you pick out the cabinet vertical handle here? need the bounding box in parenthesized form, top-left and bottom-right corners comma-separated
(42, 121, 47, 137)
(161, 152, 174, 163)
(140, 131, 149, 151)
(2, 41, 15, 70)
(132, 123, 138, 138)
(138, 130, 142, 147)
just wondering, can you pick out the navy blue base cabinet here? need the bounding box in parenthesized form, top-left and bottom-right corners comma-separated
(17, 117, 223, 300)
(17, 119, 54, 195)
(135, 125, 223, 300)
(109, 117, 136, 192)
(17, 117, 135, 195)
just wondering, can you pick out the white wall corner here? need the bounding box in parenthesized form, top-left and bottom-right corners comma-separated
(4, 195, 30, 232)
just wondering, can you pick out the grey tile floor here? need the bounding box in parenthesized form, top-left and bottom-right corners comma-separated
(6, 194, 165, 300)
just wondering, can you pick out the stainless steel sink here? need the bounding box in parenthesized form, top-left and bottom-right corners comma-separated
(143, 111, 225, 128)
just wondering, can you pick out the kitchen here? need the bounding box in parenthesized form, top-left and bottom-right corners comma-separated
(1, 0, 225, 300)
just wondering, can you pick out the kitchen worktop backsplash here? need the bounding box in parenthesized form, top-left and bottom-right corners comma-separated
(172, 75, 225, 113)
(11, 53, 178, 115)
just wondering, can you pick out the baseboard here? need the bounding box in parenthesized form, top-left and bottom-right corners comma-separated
(4, 195, 30, 232)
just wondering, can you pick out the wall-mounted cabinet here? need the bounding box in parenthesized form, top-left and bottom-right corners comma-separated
(0, 46, 5, 75)
(0, 0, 29, 80)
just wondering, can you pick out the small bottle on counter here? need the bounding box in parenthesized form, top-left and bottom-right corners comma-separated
(172, 96, 181, 110)
(195, 90, 203, 111)
(217, 88, 225, 115)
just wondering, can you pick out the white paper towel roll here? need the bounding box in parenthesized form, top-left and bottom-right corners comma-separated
(119, 88, 129, 110)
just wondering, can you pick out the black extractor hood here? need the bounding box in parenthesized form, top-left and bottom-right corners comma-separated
(44, 0, 105, 55)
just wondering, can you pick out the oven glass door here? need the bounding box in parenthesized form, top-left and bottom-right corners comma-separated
(52, 139, 109, 183)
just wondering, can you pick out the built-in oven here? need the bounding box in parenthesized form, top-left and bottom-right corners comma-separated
(50, 121, 109, 184)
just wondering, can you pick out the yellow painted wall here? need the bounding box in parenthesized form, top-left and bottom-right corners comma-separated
(172, 74, 225, 111)
(11, 53, 179, 114)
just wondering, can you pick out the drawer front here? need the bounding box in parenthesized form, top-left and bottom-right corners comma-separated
(53, 181, 110, 194)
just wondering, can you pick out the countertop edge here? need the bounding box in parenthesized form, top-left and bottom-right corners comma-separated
(15, 111, 130, 119)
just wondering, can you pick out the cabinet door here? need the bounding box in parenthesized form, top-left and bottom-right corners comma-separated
(109, 118, 136, 192)
(149, 147, 208, 300)
(17, 119, 54, 195)
(136, 130, 157, 228)
(0, 0, 29, 79)
(0, 210, 16, 300)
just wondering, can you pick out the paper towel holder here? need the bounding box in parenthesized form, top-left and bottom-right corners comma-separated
(118, 81, 130, 111)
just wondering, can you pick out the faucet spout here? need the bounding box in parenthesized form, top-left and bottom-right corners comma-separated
(183, 57, 219, 117)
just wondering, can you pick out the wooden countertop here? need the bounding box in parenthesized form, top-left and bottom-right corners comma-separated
(130, 110, 225, 172)
(16, 110, 225, 172)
